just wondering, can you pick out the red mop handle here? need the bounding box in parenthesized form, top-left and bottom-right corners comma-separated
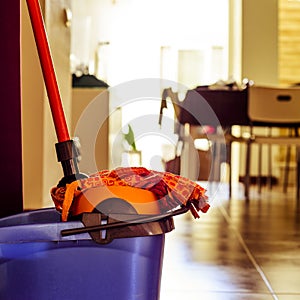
(26, 0, 70, 142)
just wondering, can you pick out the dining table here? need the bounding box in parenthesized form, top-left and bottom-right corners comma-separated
(176, 85, 300, 200)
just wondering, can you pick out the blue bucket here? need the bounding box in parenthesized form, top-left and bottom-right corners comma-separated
(0, 208, 169, 300)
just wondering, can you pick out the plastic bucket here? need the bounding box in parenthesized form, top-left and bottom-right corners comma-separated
(0, 208, 167, 300)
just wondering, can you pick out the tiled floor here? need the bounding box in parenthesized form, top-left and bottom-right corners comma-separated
(160, 182, 300, 300)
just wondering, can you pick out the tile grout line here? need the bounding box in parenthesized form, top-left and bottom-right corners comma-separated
(217, 204, 279, 300)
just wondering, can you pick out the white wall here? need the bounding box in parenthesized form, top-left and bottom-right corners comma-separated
(71, 0, 230, 172)
(71, 0, 229, 86)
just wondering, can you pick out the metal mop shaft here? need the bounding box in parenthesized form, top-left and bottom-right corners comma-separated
(26, 0, 83, 184)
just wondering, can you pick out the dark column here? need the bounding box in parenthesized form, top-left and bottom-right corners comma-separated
(0, 1, 23, 217)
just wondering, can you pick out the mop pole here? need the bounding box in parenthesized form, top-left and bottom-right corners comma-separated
(26, 0, 69, 142)
(26, 0, 83, 183)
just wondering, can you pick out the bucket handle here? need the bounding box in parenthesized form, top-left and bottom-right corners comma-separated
(60, 205, 190, 237)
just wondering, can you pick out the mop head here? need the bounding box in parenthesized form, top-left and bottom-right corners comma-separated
(51, 167, 209, 221)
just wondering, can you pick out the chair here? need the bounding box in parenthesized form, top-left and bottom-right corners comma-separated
(245, 85, 300, 199)
(160, 87, 247, 196)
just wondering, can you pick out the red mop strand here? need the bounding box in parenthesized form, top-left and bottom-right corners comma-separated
(26, 0, 70, 143)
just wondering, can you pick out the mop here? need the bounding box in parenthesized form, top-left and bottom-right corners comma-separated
(25, 0, 209, 240)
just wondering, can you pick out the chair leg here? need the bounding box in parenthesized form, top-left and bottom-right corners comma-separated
(267, 128, 273, 190)
(258, 144, 262, 194)
(244, 139, 251, 200)
(214, 141, 221, 182)
(283, 145, 291, 193)
(211, 141, 218, 182)
(295, 129, 300, 202)
(228, 140, 232, 198)
(267, 144, 273, 189)
(296, 146, 300, 201)
(283, 128, 294, 193)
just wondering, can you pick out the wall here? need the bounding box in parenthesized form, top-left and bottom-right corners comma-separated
(70, 0, 230, 171)
(71, 0, 229, 86)
(71, 88, 109, 173)
(21, 0, 45, 210)
(78, 0, 284, 87)
(21, 0, 72, 209)
(42, 0, 72, 206)
(242, 0, 278, 85)
(278, 0, 300, 85)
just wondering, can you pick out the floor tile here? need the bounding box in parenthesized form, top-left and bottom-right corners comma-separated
(160, 183, 300, 299)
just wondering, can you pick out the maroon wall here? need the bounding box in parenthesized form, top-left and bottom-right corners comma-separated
(0, 1, 23, 217)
